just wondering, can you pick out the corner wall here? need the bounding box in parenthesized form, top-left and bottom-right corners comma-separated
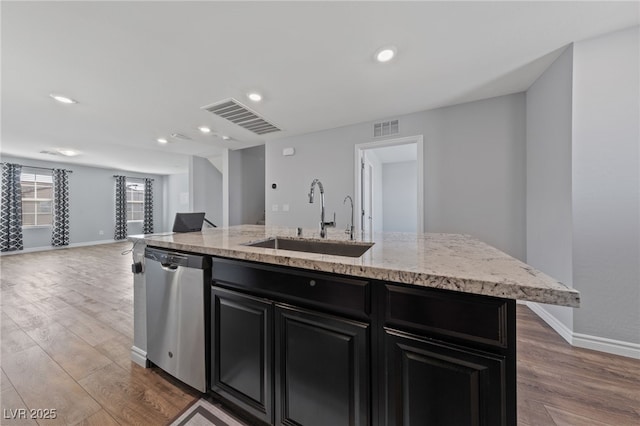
(572, 26, 639, 347)
(525, 26, 640, 358)
(191, 156, 223, 227)
(525, 45, 575, 334)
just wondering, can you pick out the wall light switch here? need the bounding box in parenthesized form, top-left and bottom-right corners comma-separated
(272, 204, 279, 212)
(283, 204, 290, 212)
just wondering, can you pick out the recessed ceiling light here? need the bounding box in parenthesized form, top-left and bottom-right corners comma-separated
(49, 93, 78, 104)
(56, 148, 79, 157)
(221, 135, 231, 141)
(198, 126, 211, 134)
(375, 46, 397, 63)
(247, 92, 262, 102)
(157, 138, 168, 144)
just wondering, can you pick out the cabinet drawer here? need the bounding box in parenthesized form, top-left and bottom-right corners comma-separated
(384, 284, 511, 348)
(212, 258, 370, 319)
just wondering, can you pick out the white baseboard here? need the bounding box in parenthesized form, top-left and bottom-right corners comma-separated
(130, 345, 149, 368)
(0, 239, 120, 256)
(526, 302, 573, 344)
(573, 333, 640, 360)
(526, 302, 640, 359)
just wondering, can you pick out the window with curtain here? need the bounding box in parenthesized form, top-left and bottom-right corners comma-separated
(20, 170, 53, 226)
(126, 181, 144, 222)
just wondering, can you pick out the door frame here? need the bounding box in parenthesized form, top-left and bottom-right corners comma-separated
(354, 135, 424, 234)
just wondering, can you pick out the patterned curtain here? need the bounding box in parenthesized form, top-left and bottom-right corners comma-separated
(1, 163, 23, 252)
(114, 175, 127, 240)
(51, 169, 70, 247)
(143, 178, 154, 234)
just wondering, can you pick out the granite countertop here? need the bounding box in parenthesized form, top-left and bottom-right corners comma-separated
(133, 225, 580, 307)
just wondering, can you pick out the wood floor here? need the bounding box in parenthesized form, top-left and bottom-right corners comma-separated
(1, 242, 638, 425)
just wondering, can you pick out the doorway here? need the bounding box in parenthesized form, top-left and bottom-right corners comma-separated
(354, 135, 424, 234)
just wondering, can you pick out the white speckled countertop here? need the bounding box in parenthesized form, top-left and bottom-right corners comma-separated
(133, 225, 580, 307)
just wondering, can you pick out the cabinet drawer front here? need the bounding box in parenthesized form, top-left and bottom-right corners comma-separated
(384, 284, 510, 348)
(212, 258, 370, 318)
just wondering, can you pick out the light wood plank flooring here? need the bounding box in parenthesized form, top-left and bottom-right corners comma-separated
(1, 243, 638, 425)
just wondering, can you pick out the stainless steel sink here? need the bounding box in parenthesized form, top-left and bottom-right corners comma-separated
(242, 237, 374, 258)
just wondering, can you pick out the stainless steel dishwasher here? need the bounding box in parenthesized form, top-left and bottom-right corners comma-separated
(145, 247, 211, 392)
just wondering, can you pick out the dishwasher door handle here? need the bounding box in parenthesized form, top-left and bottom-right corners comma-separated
(160, 263, 179, 272)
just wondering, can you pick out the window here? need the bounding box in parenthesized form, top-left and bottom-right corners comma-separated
(21, 171, 53, 226)
(126, 181, 144, 221)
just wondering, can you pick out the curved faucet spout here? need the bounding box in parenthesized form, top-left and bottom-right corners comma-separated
(343, 196, 355, 240)
(308, 179, 324, 203)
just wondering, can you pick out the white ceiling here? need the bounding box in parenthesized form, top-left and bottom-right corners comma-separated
(2, 1, 638, 175)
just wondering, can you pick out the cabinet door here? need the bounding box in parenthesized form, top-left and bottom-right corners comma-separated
(211, 286, 273, 424)
(275, 304, 369, 426)
(385, 329, 507, 426)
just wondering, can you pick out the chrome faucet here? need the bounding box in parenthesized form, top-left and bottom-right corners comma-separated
(343, 195, 355, 240)
(308, 179, 335, 238)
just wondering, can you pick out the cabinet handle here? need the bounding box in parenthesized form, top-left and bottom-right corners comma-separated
(309, 280, 316, 287)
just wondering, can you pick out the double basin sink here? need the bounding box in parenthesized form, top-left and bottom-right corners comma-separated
(243, 236, 374, 258)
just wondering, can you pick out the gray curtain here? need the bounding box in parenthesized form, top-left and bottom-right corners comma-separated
(1, 163, 24, 252)
(51, 169, 70, 246)
(143, 178, 153, 234)
(114, 175, 127, 240)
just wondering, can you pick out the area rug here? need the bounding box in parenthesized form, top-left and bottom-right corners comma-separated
(169, 399, 247, 426)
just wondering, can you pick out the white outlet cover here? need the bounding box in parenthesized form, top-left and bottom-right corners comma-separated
(283, 204, 290, 212)
(272, 204, 279, 212)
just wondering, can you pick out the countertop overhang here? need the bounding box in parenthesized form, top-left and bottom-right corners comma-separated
(132, 225, 580, 308)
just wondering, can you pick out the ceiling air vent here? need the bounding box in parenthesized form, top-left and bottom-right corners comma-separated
(39, 150, 61, 156)
(373, 119, 399, 137)
(201, 98, 281, 135)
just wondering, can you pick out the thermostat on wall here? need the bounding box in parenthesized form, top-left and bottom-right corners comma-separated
(282, 147, 295, 156)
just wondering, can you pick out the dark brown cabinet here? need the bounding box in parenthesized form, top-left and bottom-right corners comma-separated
(211, 287, 274, 424)
(209, 258, 516, 426)
(384, 328, 507, 426)
(275, 304, 369, 426)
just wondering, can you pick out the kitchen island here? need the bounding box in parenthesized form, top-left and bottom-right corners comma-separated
(132, 225, 579, 426)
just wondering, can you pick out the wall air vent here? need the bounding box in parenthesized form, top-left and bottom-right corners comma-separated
(201, 98, 281, 135)
(373, 119, 399, 137)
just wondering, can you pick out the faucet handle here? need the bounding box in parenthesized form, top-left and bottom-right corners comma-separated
(322, 213, 336, 228)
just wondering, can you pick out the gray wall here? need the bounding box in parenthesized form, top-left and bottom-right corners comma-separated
(572, 26, 639, 344)
(526, 46, 575, 330)
(191, 156, 223, 227)
(382, 161, 417, 233)
(1, 155, 164, 249)
(228, 146, 265, 226)
(241, 146, 266, 225)
(266, 93, 526, 259)
(162, 172, 189, 232)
